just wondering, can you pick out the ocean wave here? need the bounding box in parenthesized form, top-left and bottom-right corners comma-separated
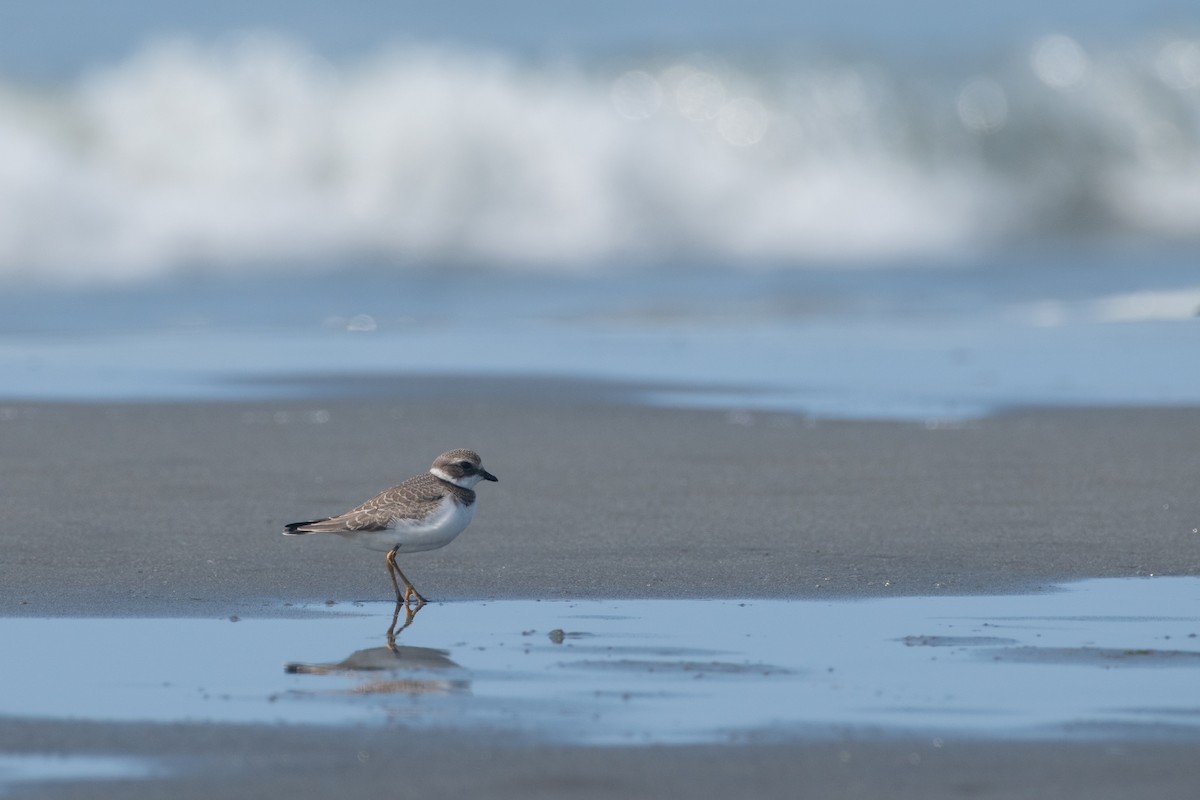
(0, 32, 1198, 282)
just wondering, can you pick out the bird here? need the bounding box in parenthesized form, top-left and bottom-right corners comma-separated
(283, 448, 497, 606)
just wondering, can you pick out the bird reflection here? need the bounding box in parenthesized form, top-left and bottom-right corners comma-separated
(284, 601, 467, 697)
(386, 599, 422, 645)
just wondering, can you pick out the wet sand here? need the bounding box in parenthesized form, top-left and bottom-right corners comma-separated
(2, 381, 1199, 797)
(4, 718, 1199, 800)
(4, 384, 1198, 614)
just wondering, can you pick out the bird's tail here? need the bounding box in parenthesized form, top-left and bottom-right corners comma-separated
(283, 662, 334, 674)
(282, 519, 328, 536)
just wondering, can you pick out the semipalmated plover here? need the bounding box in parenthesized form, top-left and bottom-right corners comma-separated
(283, 449, 497, 605)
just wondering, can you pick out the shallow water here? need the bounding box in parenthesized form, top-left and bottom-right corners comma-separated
(0, 755, 158, 795)
(1, 577, 1197, 746)
(2, 257, 1199, 420)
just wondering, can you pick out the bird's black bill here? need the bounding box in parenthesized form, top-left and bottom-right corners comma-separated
(479, 468, 498, 482)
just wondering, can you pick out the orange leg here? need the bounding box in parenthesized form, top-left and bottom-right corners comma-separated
(385, 546, 427, 607)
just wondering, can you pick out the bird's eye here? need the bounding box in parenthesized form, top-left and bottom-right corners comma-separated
(458, 461, 473, 470)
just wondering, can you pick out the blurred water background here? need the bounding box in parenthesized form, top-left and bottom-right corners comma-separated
(0, 0, 1197, 417)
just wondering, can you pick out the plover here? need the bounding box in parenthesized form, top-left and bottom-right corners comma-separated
(283, 449, 497, 606)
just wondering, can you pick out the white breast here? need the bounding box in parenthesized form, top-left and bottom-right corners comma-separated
(356, 496, 476, 553)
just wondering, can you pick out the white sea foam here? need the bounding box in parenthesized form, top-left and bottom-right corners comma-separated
(1091, 287, 1200, 322)
(0, 33, 1198, 283)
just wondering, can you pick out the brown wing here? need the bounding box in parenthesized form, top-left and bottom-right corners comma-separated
(291, 473, 449, 533)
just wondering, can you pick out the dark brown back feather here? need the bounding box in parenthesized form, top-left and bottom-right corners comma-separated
(283, 473, 475, 534)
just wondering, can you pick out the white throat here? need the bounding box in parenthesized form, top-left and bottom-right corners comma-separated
(431, 467, 483, 488)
